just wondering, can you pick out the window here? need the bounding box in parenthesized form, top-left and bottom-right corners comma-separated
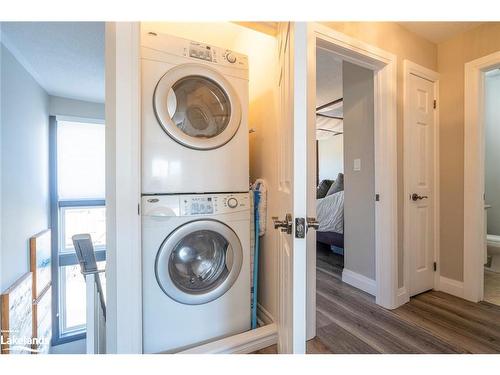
(50, 117, 106, 344)
(57, 121, 105, 200)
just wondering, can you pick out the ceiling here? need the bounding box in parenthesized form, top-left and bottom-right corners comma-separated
(235, 22, 278, 36)
(398, 22, 484, 44)
(316, 47, 343, 140)
(316, 47, 342, 107)
(238, 22, 485, 45)
(1, 22, 105, 103)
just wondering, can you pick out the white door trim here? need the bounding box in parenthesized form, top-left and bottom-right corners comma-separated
(402, 60, 440, 303)
(178, 323, 278, 354)
(105, 22, 142, 353)
(305, 23, 399, 344)
(464, 51, 500, 302)
(291, 22, 310, 354)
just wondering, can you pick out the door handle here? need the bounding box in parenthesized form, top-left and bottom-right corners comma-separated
(272, 213, 292, 234)
(411, 193, 428, 201)
(306, 217, 320, 231)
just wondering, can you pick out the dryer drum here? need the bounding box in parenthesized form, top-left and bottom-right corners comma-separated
(168, 76, 231, 137)
(153, 64, 242, 150)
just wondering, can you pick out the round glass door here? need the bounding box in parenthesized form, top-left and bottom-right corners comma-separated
(154, 64, 242, 150)
(155, 220, 243, 305)
(167, 77, 231, 138)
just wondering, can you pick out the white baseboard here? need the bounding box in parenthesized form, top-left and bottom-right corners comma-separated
(178, 323, 278, 354)
(438, 276, 464, 298)
(396, 286, 409, 307)
(342, 268, 376, 296)
(257, 303, 274, 326)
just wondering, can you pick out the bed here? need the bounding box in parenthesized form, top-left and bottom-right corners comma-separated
(316, 190, 344, 249)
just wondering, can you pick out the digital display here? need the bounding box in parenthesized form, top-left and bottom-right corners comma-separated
(189, 197, 214, 215)
(189, 46, 213, 62)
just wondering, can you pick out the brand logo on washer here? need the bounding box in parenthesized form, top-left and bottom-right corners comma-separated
(147, 198, 159, 203)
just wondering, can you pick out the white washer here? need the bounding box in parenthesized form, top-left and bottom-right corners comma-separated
(141, 32, 249, 194)
(142, 193, 251, 353)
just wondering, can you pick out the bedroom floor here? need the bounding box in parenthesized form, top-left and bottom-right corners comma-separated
(255, 245, 500, 354)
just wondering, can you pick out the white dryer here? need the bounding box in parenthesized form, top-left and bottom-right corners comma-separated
(142, 193, 251, 353)
(141, 32, 249, 194)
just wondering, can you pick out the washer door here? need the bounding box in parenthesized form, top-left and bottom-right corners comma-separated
(154, 64, 242, 150)
(155, 220, 243, 305)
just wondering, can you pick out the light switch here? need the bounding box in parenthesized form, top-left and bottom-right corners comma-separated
(353, 158, 361, 171)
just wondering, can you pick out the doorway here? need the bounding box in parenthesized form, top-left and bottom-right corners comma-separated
(483, 68, 500, 305)
(315, 46, 377, 291)
(315, 48, 345, 289)
(464, 51, 500, 303)
(305, 24, 398, 342)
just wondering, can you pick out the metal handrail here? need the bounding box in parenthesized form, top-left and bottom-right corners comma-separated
(81, 269, 106, 276)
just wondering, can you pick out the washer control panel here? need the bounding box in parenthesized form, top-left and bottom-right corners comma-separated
(180, 193, 249, 216)
(183, 196, 217, 215)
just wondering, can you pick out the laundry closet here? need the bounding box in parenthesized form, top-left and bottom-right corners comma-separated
(139, 22, 280, 353)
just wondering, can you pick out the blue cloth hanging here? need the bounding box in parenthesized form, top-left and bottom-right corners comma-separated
(251, 189, 261, 329)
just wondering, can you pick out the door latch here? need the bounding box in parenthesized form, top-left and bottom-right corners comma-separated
(295, 218, 305, 238)
(272, 213, 293, 234)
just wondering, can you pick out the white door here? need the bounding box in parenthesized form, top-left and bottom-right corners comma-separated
(274, 22, 309, 354)
(407, 73, 436, 296)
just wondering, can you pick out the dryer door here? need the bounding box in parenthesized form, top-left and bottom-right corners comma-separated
(154, 64, 242, 150)
(155, 219, 243, 305)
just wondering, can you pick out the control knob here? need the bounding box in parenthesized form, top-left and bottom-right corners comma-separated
(227, 197, 238, 208)
(226, 52, 237, 64)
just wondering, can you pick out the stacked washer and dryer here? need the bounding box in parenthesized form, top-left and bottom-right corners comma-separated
(141, 32, 251, 353)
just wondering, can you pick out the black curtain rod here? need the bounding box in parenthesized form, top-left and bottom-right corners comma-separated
(316, 97, 343, 111)
(316, 113, 343, 120)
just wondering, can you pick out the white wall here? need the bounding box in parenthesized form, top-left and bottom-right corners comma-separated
(342, 61, 376, 280)
(485, 71, 500, 236)
(49, 95, 104, 120)
(318, 135, 343, 181)
(1, 43, 50, 291)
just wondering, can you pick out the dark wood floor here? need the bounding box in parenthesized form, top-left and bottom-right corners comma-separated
(255, 245, 500, 354)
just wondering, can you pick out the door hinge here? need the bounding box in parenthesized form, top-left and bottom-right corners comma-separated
(433, 99, 437, 109)
(433, 262, 437, 272)
(375, 194, 380, 202)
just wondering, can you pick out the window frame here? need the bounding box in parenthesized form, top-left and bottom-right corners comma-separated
(50, 116, 106, 346)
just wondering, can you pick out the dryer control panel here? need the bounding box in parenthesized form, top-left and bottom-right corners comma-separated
(141, 31, 248, 70)
(180, 193, 249, 216)
(187, 41, 246, 68)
